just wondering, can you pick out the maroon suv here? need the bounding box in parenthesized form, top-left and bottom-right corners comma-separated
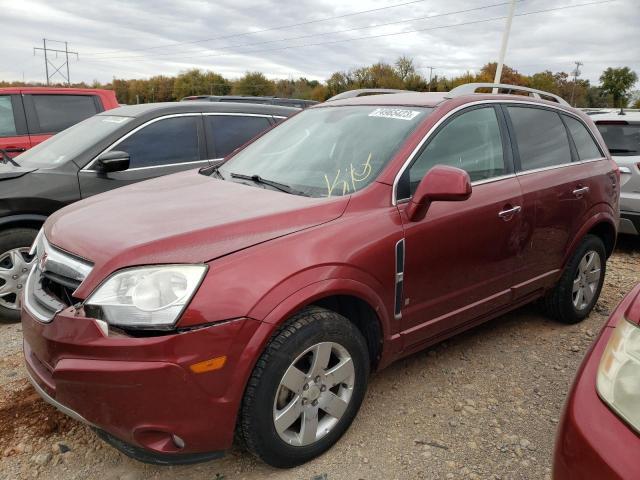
(21, 84, 620, 467)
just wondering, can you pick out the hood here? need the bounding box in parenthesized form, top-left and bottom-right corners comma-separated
(45, 170, 348, 294)
(0, 163, 35, 180)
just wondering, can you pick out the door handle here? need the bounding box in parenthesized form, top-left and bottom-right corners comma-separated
(4, 147, 26, 153)
(498, 205, 522, 219)
(572, 186, 590, 197)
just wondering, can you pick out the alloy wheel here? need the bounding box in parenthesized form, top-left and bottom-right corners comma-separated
(273, 341, 355, 446)
(572, 250, 602, 311)
(0, 248, 35, 310)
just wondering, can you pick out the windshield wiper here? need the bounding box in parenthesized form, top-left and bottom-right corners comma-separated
(230, 172, 309, 196)
(0, 148, 19, 167)
(609, 148, 638, 154)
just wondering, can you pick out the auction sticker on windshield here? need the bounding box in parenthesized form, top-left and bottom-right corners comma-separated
(368, 108, 422, 121)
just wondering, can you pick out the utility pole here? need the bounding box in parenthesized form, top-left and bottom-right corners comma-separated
(425, 66, 436, 92)
(493, 0, 517, 91)
(570, 61, 583, 107)
(33, 39, 79, 85)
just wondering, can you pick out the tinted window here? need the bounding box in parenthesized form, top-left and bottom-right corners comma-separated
(0, 96, 17, 136)
(596, 121, 640, 157)
(408, 107, 505, 193)
(508, 107, 571, 170)
(207, 115, 271, 157)
(31, 95, 99, 133)
(564, 116, 602, 160)
(116, 116, 200, 168)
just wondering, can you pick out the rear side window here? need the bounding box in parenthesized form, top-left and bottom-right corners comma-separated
(508, 107, 572, 171)
(116, 116, 200, 168)
(31, 95, 100, 133)
(563, 116, 602, 160)
(596, 121, 640, 157)
(206, 115, 271, 157)
(408, 106, 506, 191)
(0, 96, 17, 136)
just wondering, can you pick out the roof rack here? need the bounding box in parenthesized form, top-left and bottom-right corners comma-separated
(444, 83, 570, 106)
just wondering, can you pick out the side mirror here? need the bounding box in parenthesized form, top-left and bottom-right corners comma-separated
(96, 150, 130, 173)
(406, 165, 472, 222)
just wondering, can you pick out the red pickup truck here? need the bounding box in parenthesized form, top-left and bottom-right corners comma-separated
(0, 87, 119, 156)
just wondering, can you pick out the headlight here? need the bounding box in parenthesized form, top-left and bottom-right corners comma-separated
(596, 317, 640, 431)
(84, 265, 207, 329)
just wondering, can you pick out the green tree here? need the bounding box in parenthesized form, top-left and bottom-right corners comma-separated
(395, 56, 416, 82)
(233, 72, 276, 96)
(599, 67, 638, 108)
(172, 69, 231, 99)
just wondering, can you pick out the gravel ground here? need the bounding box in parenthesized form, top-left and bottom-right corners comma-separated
(0, 237, 638, 480)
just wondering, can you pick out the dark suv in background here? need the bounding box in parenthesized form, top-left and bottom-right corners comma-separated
(0, 87, 119, 155)
(0, 101, 297, 321)
(181, 95, 318, 109)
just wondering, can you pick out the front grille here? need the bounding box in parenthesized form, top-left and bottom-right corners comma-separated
(24, 233, 93, 323)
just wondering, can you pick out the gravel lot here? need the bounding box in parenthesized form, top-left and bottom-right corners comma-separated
(1, 237, 638, 480)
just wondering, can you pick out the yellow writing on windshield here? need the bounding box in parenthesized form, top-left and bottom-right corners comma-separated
(324, 153, 374, 198)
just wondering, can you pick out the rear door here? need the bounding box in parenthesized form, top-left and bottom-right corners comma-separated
(505, 105, 606, 299)
(23, 93, 103, 147)
(397, 104, 525, 347)
(0, 94, 31, 155)
(78, 114, 206, 198)
(203, 113, 273, 160)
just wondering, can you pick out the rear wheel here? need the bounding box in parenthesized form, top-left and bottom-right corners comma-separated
(238, 306, 369, 468)
(543, 234, 606, 324)
(0, 228, 38, 323)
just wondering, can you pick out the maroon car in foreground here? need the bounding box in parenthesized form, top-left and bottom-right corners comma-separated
(21, 83, 619, 467)
(554, 283, 640, 479)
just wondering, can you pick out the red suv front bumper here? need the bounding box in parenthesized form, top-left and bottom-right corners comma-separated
(22, 306, 263, 464)
(554, 284, 640, 479)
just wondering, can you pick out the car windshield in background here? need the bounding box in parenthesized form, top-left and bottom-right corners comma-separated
(219, 105, 431, 198)
(16, 115, 133, 168)
(596, 121, 640, 156)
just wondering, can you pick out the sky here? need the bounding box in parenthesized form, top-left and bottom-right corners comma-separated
(0, 0, 638, 86)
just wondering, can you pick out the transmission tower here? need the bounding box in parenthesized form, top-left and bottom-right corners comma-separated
(33, 39, 79, 85)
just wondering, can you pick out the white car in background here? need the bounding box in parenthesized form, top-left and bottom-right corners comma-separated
(587, 109, 640, 235)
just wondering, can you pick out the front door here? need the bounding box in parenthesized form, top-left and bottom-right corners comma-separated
(396, 105, 525, 347)
(0, 94, 31, 156)
(78, 114, 207, 198)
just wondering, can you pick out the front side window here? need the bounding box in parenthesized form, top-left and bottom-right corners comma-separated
(31, 94, 99, 133)
(219, 106, 431, 197)
(116, 116, 200, 169)
(0, 96, 17, 137)
(563, 115, 603, 161)
(406, 106, 506, 195)
(596, 121, 640, 157)
(206, 115, 271, 158)
(508, 106, 572, 171)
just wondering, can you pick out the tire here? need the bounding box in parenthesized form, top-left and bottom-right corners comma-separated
(543, 234, 606, 324)
(238, 306, 370, 468)
(0, 228, 39, 323)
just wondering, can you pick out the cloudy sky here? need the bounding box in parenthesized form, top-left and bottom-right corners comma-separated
(0, 0, 638, 85)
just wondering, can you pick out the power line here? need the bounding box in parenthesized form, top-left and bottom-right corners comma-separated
(89, 1, 520, 61)
(84, 0, 443, 56)
(83, 0, 616, 65)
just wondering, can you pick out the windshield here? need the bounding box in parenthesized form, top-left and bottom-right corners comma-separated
(16, 115, 133, 168)
(596, 121, 640, 156)
(219, 105, 431, 197)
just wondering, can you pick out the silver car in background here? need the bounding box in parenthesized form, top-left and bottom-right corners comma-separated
(589, 109, 640, 235)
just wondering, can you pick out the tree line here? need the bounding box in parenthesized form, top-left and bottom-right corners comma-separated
(1, 57, 637, 108)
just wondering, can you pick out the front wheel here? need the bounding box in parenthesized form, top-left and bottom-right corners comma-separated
(543, 234, 606, 324)
(238, 307, 370, 468)
(0, 228, 38, 323)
